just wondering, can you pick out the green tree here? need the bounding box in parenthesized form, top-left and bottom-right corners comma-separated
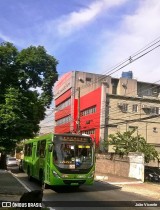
(0, 42, 58, 167)
(106, 129, 159, 163)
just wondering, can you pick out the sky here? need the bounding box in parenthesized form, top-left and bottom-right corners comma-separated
(1, 0, 160, 132)
(1, 0, 160, 82)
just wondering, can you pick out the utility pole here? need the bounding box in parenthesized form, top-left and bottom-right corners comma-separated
(77, 87, 81, 134)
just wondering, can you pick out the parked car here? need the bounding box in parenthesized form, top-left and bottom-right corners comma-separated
(6, 157, 18, 167)
(19, 159, 24, 172)
(144, 167, 160, 182)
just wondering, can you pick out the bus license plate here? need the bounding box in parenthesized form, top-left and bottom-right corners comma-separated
(71, 183, 79, 186)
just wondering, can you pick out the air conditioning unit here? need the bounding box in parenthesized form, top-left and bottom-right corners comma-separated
(153, 91, 157, 94)
(142, 104, 150, 109)
(142, 104, 146, 108)
(117, 103, 123, 107)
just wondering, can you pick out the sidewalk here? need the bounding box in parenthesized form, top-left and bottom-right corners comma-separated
(95, 172, 143, 184)
(0, 169, 28, 202)
(95, 172, 160, 200)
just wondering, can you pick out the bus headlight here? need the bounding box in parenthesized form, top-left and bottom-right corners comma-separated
(52, 171, 61, 178)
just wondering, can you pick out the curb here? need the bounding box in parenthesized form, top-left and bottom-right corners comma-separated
(95, 179, 143, 185)
(95, 175, 108, 181)
(95, 175, 143, 185)
(107, 181, 143, 185)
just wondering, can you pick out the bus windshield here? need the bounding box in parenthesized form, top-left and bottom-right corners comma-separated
(53, 143, 93, 170)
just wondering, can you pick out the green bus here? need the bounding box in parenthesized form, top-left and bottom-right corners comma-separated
(23, 133, 95, 188)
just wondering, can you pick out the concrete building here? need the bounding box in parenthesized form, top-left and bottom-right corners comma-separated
(53, 71, 160, 154)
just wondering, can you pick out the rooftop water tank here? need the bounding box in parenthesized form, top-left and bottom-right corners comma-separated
(121, 71, 133, 79)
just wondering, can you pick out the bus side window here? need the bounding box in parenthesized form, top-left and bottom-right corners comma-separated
(40, 140, 46, 158)
(29, 143, 33, 156)
(36, 141, 40, 157)
(25, 143, 32, 156)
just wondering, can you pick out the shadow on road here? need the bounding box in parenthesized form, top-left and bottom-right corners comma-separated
(50, 181, 121, 193)
(9, 167, 122, 194)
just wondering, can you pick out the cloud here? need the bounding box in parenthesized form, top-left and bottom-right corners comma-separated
(0, 0, 127, 53)
(97, 0, 160, 83)
(0, 32, 14, 43)
(56, 0, 127, 37)
(2, 0, 160, 85)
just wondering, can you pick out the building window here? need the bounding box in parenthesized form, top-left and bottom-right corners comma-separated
(150, 107, 159, 115)
(132, 104, 138, 112)
(56, 98, 71, 110)
(81, 129, 95, 135)
(121, 104, 128, 112)
(81, 106, 96, 116)
(143, 106, 159, 115)
(86, 77, 92, 82)
(56, 115, 71, 126)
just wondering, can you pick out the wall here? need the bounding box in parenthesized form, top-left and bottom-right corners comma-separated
(107, 95, 160, 151)
(95, 154, 130, 177)
(74, 72, 112, 97)
(117, 77, 137, 96)
(95, 153, 144, 181)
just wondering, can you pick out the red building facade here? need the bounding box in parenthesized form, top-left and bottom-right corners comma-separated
(79, 87, 101, 145)
(53, 70, 160, 157)
(53, 71, 109, 145)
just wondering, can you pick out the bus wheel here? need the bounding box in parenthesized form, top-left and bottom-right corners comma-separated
(27, 167, 32, 181)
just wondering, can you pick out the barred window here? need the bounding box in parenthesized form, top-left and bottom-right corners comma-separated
(150, 107, 159, 115)
(81, 129, 95, 134)
(132, 104, 138, 112)
(121, 104, 128, 112)
(56, 98, 71, 110)
(56, 115, 71, 126)
(81, 106, 96, 116)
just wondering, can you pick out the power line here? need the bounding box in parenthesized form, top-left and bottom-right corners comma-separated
(42, 37, 160, 132)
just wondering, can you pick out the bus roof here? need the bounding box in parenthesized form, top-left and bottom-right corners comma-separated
(24, 133, 53, 144)
(24, 133, 92, 144)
